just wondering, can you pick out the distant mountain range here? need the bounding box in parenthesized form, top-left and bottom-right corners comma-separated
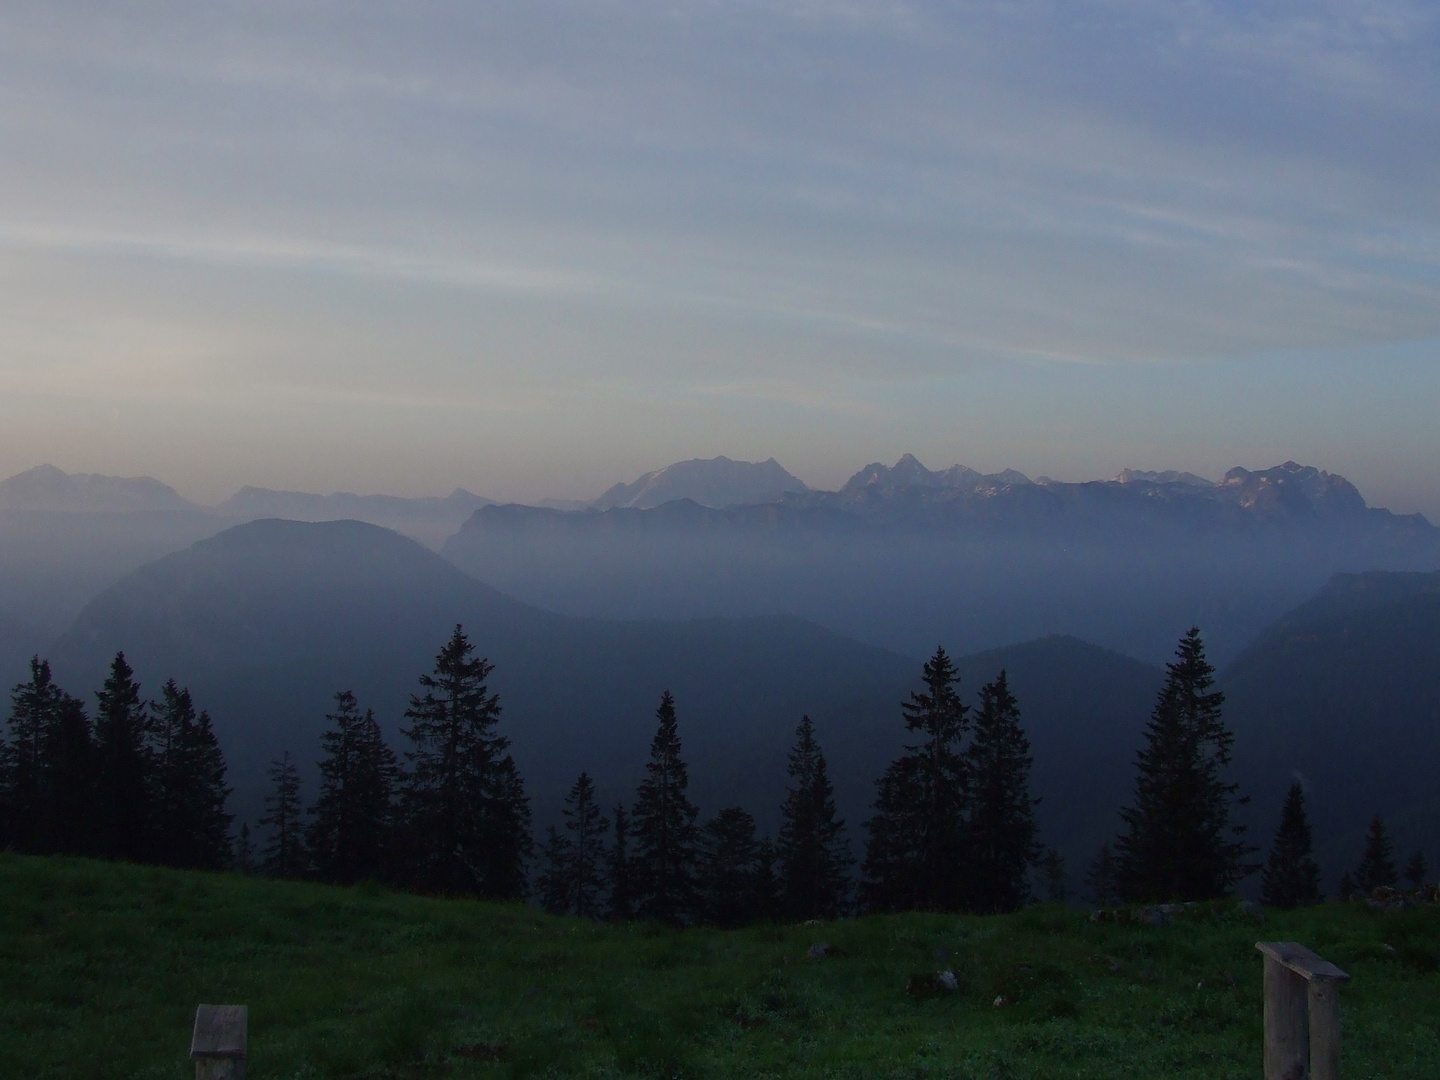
(0, 465, 195, 514)
(216, 487, 492, 550)
(445, 457, 1440, 666)
(591, 456, 808, 510)
(3, 454, 1437, 673)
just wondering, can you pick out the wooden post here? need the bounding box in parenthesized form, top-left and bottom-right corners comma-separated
(1256, 943, 1350, 1080)
(1308, 977, 1343, 1080)
(191, 1004, 247, 1080)
(1262, 953, 1308, 1080)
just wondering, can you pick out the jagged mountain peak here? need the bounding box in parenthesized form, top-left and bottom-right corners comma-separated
(841, 455, 1030, 496)
(1114, 469, 1213, 487)
(591, 456, 808, 510)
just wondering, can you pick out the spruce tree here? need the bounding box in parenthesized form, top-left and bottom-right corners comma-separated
(0, 658, 93, 855)
(1114, 628, 1253, 902)
(400, 626, 531, 897)
(536, 826, 574, 915)
(1036, 848, 1067, 903)
(562, 772, 609, 919)
(862, 646, 969, 912)
(1352, 816, 1397, 893)
(92, 652, 152, 862)
(259, 751, 306, 877)
(964, 670, 1040, 913)
(1084, 843, 1119, 905)
(235, 822, 254, 874)
(1260, 782, 1321, 909)
(307, 691, 399, 884)
(606, 802, 633, 921)
(754, 836, 780, 922)
(630, 691, 700, 925)
(1404, 850, 1429, 890)
(777, 715, 851, 920)
(151, 680, 232, 869)
(699, 806, 763, 928)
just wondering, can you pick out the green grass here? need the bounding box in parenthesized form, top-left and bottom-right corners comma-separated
(2, 854, 1438, 1079)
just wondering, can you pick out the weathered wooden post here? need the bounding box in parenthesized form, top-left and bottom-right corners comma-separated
(191, 1004, 247, 1080)
(1256, 942, 1350, 1080)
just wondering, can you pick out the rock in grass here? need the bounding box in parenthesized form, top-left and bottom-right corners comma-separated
(907, 971, 959, 998)
(807, 942, 832, 960)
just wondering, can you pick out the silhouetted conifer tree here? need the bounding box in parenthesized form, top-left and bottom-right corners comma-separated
(777, 715, 851, 920)
(699, 806, 763, 928)
(754, 836, 780, 922)
(862, 646, 969, 912)
(1404, 850, 1429, 890)
(536, 772, 610, 918)
(1114, 628, 1253, 902)
(1352, 816, 1397, 893)
(93, 652, 153, 861)
(631, 691, 700, 925)
(562, 772, 609, 919)
(1084, 843, 1119, 906)
(400, 626, 531, 897)
(151, 679, 232, 869)
(1260, 782, 1321, 909)
(260, 751, 306, 877)
(606, 802, 634, 921)
(235, 822, 254, 874)
(1036, 848, 1067, 903)
(307, 691, 399, 884)
(0, 658, 94, 855)
(965, 671, 1040, 913)
(536, 826, 574, 914)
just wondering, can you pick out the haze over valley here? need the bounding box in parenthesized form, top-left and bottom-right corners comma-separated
(3, 453, 1438, 892)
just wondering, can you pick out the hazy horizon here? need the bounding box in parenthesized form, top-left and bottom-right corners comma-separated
(3, 4, 1438, 515)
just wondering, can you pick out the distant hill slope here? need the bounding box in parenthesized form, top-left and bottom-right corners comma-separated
(0, 465, 196, 513)
(591, 456, 808, 510)
(0, 608, 45, 696)
(1224, 570, 1440, 883)
(0, 466, 227, 636)
(216, 487, 492, 550)
(48, 519, 1160, 883)
(446, 459, 1439, 666)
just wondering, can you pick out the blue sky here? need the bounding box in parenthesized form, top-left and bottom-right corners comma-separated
(1, 2, 1438, 512)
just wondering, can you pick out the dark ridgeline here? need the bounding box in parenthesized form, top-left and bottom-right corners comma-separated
(776, 715, 851, 920)
(862, 647, 970, 912)
(258, 750, 306, 878)
(306, 691, 399, 885)
(398, 625, 531, 899)
(1113, 628, 1254, 903)
(1261, 781, 1322, 909)
(629, 691, 701, 925)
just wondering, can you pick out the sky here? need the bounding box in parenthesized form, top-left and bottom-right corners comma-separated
(1, 1, 1438, 514)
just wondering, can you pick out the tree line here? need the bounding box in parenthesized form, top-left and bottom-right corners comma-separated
(3, 623, 1424, 917)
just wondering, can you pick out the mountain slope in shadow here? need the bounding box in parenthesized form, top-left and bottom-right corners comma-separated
(1224, 569, 1440, 883)
(48, 519, 1164, 884)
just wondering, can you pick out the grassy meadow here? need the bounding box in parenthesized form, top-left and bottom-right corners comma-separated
(2, 852, 1439, 1079)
